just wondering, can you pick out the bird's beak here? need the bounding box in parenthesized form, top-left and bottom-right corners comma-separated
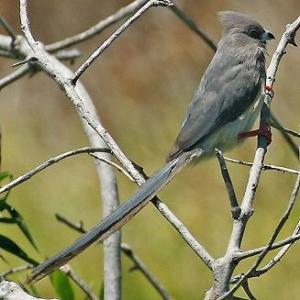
(261, 30, 275, 41)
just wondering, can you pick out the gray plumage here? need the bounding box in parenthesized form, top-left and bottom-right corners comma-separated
(167, 11, 270, 161)
(30, 11, 274, 281)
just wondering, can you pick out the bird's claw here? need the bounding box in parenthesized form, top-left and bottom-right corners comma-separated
(265, 85, 274, 98)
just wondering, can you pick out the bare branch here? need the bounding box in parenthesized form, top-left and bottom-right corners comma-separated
(270, 111, 299, 158)
(254, 222, 300, 276)
(224, 156, 299, 175)
(122, 244, 173, 300)
(0, 17, 16, 42)
(0, 147, 110, 195)
(89, 153, 134, 182)
(71, 0, 169, 84)
(0, 44, 80, 91)
(151, 198, 214, 270)
(0, 49, 16, 59)
(238, 227, 300, 261)
(232, 222, 300, 284)
(0, 64, 31, 90)
(169, 4, 217, 51)
(55, 213, 85, 234)
(215, 150, 241, 219)
(45, 0, 149, 52)
(270, 112, 300, 139)
(0, 265, 33, 278)
(12, 56, 37, 67)
(54, 48, 81, 62)
(0, 281, 57, 300)
(221, 168, 300, 299)
(60, 265, 98, 300)
(242, 281, 257, 300)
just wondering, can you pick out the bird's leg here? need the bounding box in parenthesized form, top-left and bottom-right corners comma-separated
(265, 84, 274, 98)
(238, 122, 272, 144)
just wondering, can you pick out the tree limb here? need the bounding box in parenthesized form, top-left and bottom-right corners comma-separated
(0, 281, 57, 300)
(169, 4, 217, 51)
(215, 150, 241, 219)
(0, 147, 110, 194)
(71, 0, 172, 84)
(45, 0, 149, 52)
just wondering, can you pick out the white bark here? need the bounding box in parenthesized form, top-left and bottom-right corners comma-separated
(0, 281, 57, 300)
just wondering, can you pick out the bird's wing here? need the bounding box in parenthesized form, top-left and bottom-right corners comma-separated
(171, 47, 264, 155)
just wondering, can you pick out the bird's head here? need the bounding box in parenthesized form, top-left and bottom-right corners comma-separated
(219, 11, 275, 47)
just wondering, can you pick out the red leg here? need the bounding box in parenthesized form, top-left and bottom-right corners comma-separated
(265, 85, 274, 98)
(238, 123, 272, 144)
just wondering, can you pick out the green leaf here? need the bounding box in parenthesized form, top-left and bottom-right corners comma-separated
(5, 203, 38, 250)
(99, 281, 104, 300)
(0, 171, 13, 183)
(0, 217, 18, 223)
(0, 199, 7, 211)
(0, 171, 13, 207)
(51, 270, 74, 300)
(0, 234, 38, 265)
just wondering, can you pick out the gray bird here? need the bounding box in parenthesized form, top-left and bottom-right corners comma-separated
(31, 11, 275, 281)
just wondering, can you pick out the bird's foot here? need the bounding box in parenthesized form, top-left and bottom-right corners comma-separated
(265, 85, 274, 98)
(238, 123, 272, 144)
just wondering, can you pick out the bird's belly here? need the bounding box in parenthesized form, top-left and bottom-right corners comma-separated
(200, 94, 264, 154)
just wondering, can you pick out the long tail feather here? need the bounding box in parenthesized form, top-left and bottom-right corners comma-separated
(30, 150, 201, 282)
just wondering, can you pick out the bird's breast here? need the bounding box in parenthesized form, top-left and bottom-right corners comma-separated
(199, 88, 265, 155)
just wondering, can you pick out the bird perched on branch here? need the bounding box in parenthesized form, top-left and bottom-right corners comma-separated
(31, 11, 275, 281)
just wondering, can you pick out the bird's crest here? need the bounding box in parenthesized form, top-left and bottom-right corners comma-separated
(219, 11, 264, 35)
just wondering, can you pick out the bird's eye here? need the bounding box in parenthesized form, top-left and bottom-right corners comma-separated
(248, 28, 259, 39)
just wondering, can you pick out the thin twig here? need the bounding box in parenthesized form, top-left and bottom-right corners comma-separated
(12, 56, 37, 67)
(55, 214, 174, 300)
(221, 168, 300, 299)
(0, 64, 31, 90)
(122, 244, 173, 300)
(169, 4, 217, 51)
(89, 153, 134, 182)
(238, 228, 300, 260)
(270, 112, 300, 139)
(45, 0, 149, 52)
(269, 111, 299, 158)
(224, 156, 299, 175)
(151, 198, 214, 270)
(0, 49, 16, 58)
(0, 17, 16, 42)
(60, 265, 98, 300)
(0, 147, 110, 194)
(0, 264, 33, 278)
(54, 48, 81, 62)
(71, 0, 163, 84)
(55, 213, 85, 234)
(242, 281, 257, 300)
(215, 150, 241, 219)
(232, 208, 300, 287)
(0, 46, 80, 91)
(254, 221, 300, 276)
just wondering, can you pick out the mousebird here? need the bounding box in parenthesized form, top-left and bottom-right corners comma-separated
(30, 11, 275, 281)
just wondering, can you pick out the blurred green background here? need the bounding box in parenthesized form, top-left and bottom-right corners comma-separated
(1, 0, 300, 299)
